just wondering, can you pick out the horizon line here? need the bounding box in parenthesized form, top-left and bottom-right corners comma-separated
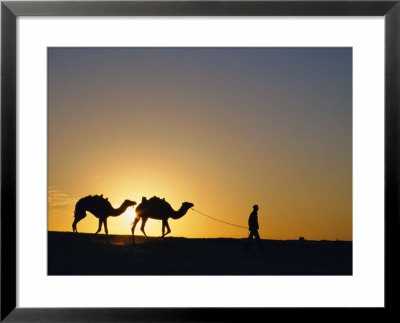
(48, 230, 352, 242)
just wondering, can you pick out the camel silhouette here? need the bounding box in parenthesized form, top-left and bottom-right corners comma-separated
(131, 196, 194, 244)
(72, 195, 136, 239)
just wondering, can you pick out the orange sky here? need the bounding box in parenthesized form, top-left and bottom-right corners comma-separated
(48, 47, 352, 241)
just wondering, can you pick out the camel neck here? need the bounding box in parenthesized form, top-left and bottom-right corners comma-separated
(171, 206, 189, 220)
(111, 203, 128, 216)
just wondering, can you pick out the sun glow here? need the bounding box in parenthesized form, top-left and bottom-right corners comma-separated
(108, 198, 167, 237)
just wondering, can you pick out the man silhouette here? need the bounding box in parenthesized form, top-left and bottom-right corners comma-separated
(245, 204, 261, 250)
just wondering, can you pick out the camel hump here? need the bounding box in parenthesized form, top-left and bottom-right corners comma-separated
(149, 196, 169, 205)
(149, 196, 165, 202)
(139, 196, 171, 209)
(85, 194, 112, 209)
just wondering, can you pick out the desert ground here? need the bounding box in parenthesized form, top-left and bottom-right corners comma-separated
(48, 231, 352, 275)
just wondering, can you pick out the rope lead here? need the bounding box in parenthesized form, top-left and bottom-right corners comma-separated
(190, 208, 248, 230)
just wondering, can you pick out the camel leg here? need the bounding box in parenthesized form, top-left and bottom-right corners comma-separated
(72, 219, 80, 233)
(131, 216, 140, 235)
(161, 220, 165, 243)
(104, 219, 108, 235)
(131, 216, 140, 245)
(164, 220, 171, 237)
(104, 219, 109, 244)
(140, 217, 150, 242)
(95, 219, 103, 234)
(72, 210, 86, 233)
(162, 220, 171, 243)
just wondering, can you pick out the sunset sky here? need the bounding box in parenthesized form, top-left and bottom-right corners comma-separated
(48, 47, 352, 240)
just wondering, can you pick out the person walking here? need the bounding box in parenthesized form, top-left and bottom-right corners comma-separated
(245, 204, 261, 250)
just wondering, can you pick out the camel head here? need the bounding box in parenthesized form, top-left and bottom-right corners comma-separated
(182, 202, 194, 209)
(123, 200, 137, 208)
(170, 202, 194, 219)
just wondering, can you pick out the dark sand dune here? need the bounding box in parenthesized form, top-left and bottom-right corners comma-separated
(48, 231, 352, 275)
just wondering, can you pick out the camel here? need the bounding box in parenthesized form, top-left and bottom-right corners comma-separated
(131, 196, 194, 244)
(72, 195, 136, 239)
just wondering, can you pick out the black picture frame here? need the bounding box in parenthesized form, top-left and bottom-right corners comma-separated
(1, 0, 399, 321)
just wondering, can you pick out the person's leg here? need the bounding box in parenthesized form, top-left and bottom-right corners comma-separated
(245, 231, 254, 249)
(254, 230, 262, 250)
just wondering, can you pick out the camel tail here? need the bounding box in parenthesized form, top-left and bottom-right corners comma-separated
(73, 202, 86, 223)
(73, 204, 79, 218)
(72, 203, 87, 233)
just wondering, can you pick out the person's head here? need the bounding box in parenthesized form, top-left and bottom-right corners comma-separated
(253, 205, 259, 211)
